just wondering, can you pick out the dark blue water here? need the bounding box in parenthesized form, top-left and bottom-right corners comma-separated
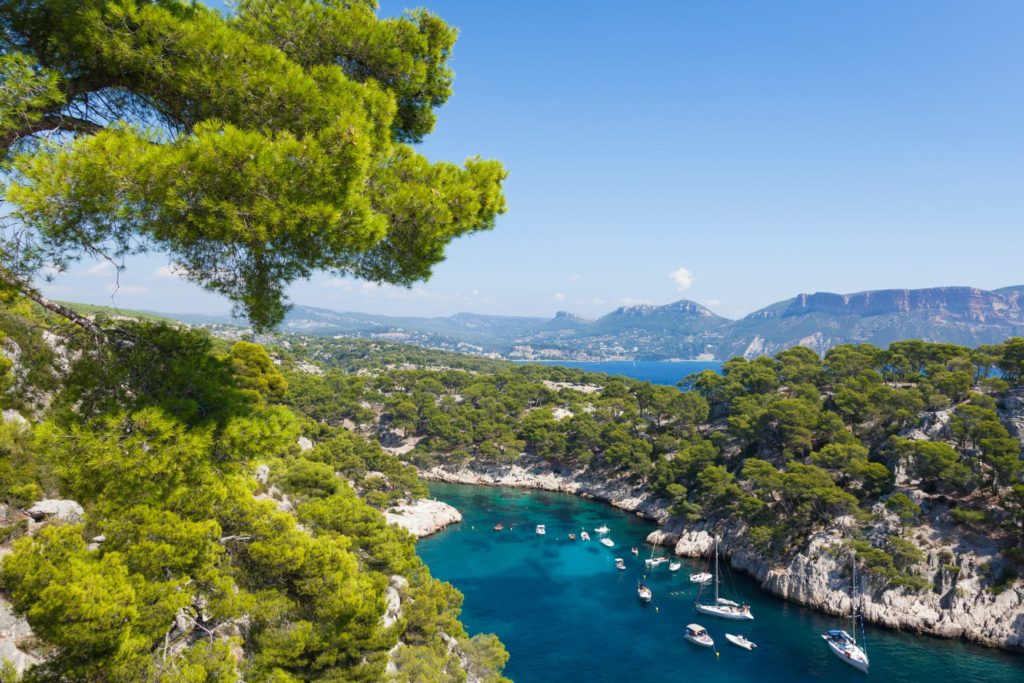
(528, 360, 722, 386)
(418, 483, 1024, 683)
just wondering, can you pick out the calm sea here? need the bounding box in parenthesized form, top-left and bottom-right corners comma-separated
(527, 360, 722, 386)
(418, 482, 1024, 683)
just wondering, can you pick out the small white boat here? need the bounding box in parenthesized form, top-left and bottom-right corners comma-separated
(600, 537, 614, 547)
(725, 633, 757, 651)
(614, 558, 626, 570)
(645, 557, 669, 568)
(669, 561, 682, 572)
(580, 531, 591, 541)
(637, 582, 652, 602)
(595, 525, 610, 534)
(535, 524, 546, 535)
(684, 624, 714, 648)
(690, 572, 713, 584)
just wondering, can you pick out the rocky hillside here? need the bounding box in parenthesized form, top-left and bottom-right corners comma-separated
(0, 299, 510, 681)
(293, 338, 1024, 652)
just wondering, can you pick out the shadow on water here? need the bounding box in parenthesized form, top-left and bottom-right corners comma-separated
(419, 482, 1024, 683)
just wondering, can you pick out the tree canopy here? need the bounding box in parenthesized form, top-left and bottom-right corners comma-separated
(0, 0, 506, 329)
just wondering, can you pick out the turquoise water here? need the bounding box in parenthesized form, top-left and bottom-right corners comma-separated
(528, 360, 722, 386)
(418, 483, 1024, 683)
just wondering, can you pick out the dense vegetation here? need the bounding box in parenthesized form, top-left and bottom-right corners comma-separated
(283, 337, 1024, 593)
(1, 0, 505, 329)
(0, 297, 510, 681)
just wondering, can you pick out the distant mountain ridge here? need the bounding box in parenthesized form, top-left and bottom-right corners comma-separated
(171, 285, 1024, 361)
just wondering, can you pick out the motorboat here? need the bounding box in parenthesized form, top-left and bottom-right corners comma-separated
(535, 524, 546, 535)
(821, 554, 869, 673)
(580, 531, 591, 541)
(568, 533, 577, 541)
(595, 525, 610, 534)
(630, 547, 639, 555)
(694, 536, 754, 621)
(689, 572, 712, 584)
(669, 561, 682, 572)
(493, 523, 503, 531)
(725, 633, 757, 651)
(614, 558, 626, 570)
(637, 581, 652, 602)
(600, 537, 614, 547)
(684, 624, 714, 648)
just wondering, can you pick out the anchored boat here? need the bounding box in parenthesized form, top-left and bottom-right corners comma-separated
(694, 536, 754, 621)
(725, 633, 757, 651)
(684, 623, 714, 648)
(821, 555, 869, 674)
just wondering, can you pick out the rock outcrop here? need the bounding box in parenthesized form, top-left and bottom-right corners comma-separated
(25, 499, 83, 524)
(384, 499, 462, 538)
(0, 594, 39, 675)
(647, 518, 1024, 651)
(422, 455, 671, 523)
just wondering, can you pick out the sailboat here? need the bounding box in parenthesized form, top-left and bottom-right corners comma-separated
(821, 555, 869, 674)
(694, 535, 754, 621)
(637, 580, 652, 603)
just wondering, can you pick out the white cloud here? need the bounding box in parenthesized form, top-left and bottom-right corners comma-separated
(154, 264, 189, 280)
(85, 261, 115, 277)
(669, 267, 694, 291)
(553, 292, 566, 302)
(108, 284, 148, 296)
(324, 277, 353, 291)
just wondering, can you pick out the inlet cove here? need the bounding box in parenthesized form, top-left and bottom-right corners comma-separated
(418, 482, 1024, 682)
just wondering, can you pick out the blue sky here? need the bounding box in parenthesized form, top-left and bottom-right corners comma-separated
(38, 0, 1024, 321)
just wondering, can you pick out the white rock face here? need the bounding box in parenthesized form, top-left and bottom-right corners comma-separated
(25, 499, 83, 523)
(385, 499, 462, 538)
(1, 410, 26, 426)
(297, 436, 314, 452)
(997, 393, 1024, 446)
(0, 595, 39, 675)
(255, 464, 270, 485)
(381, 575, 409, 628)
(422, 455, 671, 523)
(662, 520, 1024, 651)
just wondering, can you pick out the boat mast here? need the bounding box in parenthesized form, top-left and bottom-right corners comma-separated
(850, 554, 857, 645)
(714, 536, 720, 604)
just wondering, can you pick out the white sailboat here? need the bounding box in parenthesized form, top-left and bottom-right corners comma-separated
(689, 572, 712, 584)
(600, 537, 614, 547)
(669, 561, 682, 572)
(694, 536, 754, 621)
(595, 524, 610, 534)
(580, 531, 591, 541)
(637, 581, 652, 603)
(535, 524, 546, 535)
(821, 555, 869, 674)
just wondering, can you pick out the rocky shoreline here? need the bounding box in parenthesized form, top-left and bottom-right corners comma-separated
(385, 498, 463, 538)
(418, 457, 1024, 653)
